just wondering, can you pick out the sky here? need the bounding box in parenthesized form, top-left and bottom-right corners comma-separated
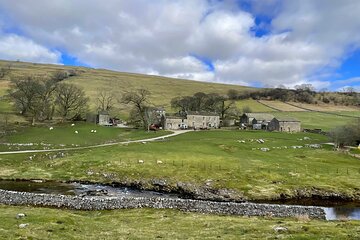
(0, 0, 359, 91)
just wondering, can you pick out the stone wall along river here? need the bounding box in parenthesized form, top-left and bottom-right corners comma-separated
(0, 189, 326, 219)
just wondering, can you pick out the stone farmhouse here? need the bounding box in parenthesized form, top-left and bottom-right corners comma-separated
(164, 111, 220, 130)
(240, 113, 301, 132)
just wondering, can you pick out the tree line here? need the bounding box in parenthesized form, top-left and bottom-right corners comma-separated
(227, 84, 360, 106)
(171, 92, 238, 119)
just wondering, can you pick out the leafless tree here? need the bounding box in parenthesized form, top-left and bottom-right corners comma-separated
(121, 89, 151, 129)
(97, 91, 114, 111)
(55, 83, 88, 120)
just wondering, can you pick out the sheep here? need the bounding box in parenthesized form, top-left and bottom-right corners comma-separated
(138, 160, 144, 164)
(75, 131, 78, 134)
(94, 130, 97, 133)
(91, 130, 94, 133)
(156, 160, 163, 164)
(71, 123, 75, 127)
(49, 127, 53, 130)
(16, 213, 26, 219)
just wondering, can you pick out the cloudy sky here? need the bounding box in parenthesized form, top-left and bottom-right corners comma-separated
(0, 0, 359, 91)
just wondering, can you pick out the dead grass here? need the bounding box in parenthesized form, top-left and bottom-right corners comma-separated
(288, 102, 360, 112)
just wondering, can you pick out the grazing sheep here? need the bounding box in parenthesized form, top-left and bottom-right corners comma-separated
(16, 213, 26, 219)
(94, 130, 97, 133)
(138, 160, 144, 164)
(75, 131, 78, 134)
(71, 123, 75, 126)
(156, 160, 163, 164)
(91, 130, 94, 133)
(49, 127, 53, 130)
(260, 148, 270, 152)
(141, 141, 147, 144)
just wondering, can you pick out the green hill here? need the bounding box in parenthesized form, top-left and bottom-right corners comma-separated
(0, 60, 253, 109)
(0, 60, 358, 130)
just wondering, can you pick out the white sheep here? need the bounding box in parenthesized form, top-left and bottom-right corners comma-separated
(75, 131, 78, 134)
(156, 160, 163, 164)
(91, 130, 94, 133)
(49, 127, 53, 130)
(94, 130, 97, 133)
(138, 160, 144, 164)
(71, 123, 75, 127)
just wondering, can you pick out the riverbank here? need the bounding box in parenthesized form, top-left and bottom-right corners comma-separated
(2, 205, 360, 239)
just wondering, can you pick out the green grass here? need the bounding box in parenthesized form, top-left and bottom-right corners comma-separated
(0, 205, 359, 239)
(234, 99, 274, 112)
(273, 111, 358, 131)
(1, 131, 359, 200)
(0, 122, 170, 150)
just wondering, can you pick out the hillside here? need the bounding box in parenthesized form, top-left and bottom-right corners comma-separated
(0, 60, 253, 109)
(0, 60, 359, 130)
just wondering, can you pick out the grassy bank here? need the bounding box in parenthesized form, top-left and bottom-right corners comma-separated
(1, 205, 359, 239)
(1, 131, 359, 200)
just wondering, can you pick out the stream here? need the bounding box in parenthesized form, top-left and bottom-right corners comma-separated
(0, 180, 359, 220)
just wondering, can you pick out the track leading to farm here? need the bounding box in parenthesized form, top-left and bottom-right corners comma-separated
(0, 130, 191, 155)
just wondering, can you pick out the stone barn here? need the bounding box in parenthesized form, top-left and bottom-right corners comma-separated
(268, 117, 301, 132)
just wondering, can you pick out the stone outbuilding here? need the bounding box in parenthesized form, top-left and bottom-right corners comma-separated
(240, 113, 275, 129)
(164, 115, 186, 130)
(97, 111, 110, 126)
(268, 117, 301, 132)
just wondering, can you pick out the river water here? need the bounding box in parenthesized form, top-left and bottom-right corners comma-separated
(0, 180, 359, 220)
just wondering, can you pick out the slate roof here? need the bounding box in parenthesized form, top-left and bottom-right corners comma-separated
(187, 111, 219, 116)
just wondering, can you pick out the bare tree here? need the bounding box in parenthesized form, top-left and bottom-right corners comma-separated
(121, 89, 151, 130)
(8, 75, 44, 124)
(55, 83, 88, 120)
(97, 91, 114, 111)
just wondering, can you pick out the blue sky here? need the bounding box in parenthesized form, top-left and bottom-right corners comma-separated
(0, 0, 359, 91)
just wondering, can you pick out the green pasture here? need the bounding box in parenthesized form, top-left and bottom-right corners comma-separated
(273, 111, 359, 131)
(1, 205, 359, 239)
(234, 99, 274, 112)
(1, 131, 359, 200)
(0, 122, 170, 150)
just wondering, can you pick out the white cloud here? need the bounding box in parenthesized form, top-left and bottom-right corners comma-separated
(0, 34, 60, 63)
(0, 0, 359, 89)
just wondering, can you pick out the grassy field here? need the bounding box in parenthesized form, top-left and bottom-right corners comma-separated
(289, 102, 360, 112)
(1, 205, 360, 240)
(234, 99, 274, 112)
(0, 122, 170, 151)
(1, 131, 359, 200)
(258, 100, 306, 112)
(273, 111, 359, 131)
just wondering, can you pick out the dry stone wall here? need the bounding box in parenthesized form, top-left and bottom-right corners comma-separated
(0, 189, 326, 219)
